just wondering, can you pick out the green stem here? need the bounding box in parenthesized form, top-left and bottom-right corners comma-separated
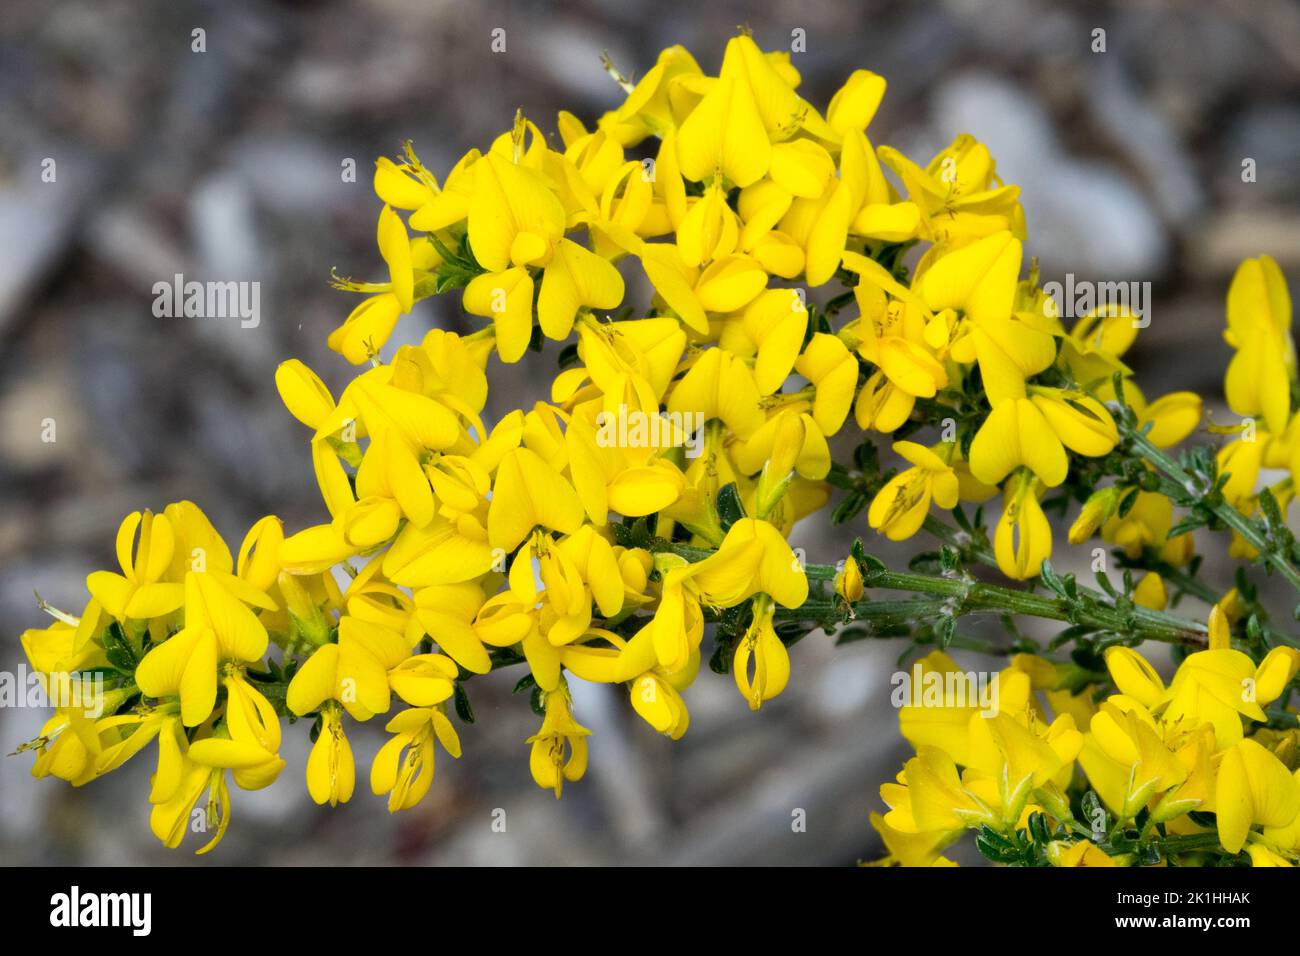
(1124, 423, 1300, 595)
(923, 514, 997, 566)
(663, 541, 1208, 648)
(856, 567, 1205, 647)
(922, 514, 1208, 643)
(1139, 556, 1219, 605)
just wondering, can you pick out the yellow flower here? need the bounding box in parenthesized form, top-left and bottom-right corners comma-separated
(1068, 486, 1124, 545)
(565, 621, 699, 739)
(690, 517, 809, 610)
(21, 614, 107, 685)
(1255, 767, 1300, 862)
(993, 471, 1052, 580)
(738, 288, 809, 395)
(629, 670, 692, 740)
(527, 689, 591, 797)
(1101, 490, 1173, 558)
(676, 181, 740, 267)
(640, 247, 768, 334)
(1151, 724, 1216, 823)
(86, 510, 184, 622)
(135, 571, 275, 727)
(306, 703, 355, 807)
(151, 718, 284, 854)
(554, 316, 685, 422)
(25, 699, 123, 786)
(1132, 572, 1168, 610)
(667, 346, 765, 439)
(1078, 700, 1188, 819)
(645, 555, 706, 673)
(842, 253, 947, 407)
(894, 746, 998, 832)
(1103, 646, 1166, 709)
(969, 389, 1117, 489)
(565, 413, 687, 525)
(1161, 648, 1283, 747)
(326, 205, 415, 363)
(468, 152, 564, 272)
(868, 441, 959, 541)
(27, 35, 1300, 866)
(149, 761, 225, 853)
(1213, 738, 1300, 854)
(793, 333, 859, 436)
(834, 557, 865, 604)
(1224, 255, 1293, 435)
(373, 151, 438, 211)
(925, 239, 1058, 404)
(675, 41, 771, 188)
(412, 582, 534, 677)
(487, 446, 585, 553)
(1130, 385, 1203, 449)
(596, 45, 702, 144)
(285, 616, 412, 722)
(1046, 841, 1125, 867)
(826, 69, 886, 135)
(536, 238, 625, 342)
(460, 147, 626, 361)
(1247, 842, 1295, 866)
(880, 135, 1023, 245)
(507, 525, 628, 648)
(275, 359, 337, 431)
(732, 596, 790, 710)
(1256, 646, 1300, 702)
(732, 410, 830, 509)
(868, 810, 960, 868)
(370, 707, 461, 812)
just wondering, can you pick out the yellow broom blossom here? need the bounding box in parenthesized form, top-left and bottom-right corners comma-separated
(16, 35, 1300, 868)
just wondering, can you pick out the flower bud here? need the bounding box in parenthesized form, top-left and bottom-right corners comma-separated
(340, 497, 402, 549)
(237, 516, 284, 594)
(1102, 646, 1164, 708)
(835, 557, 865, 604)
(1132, 572, 1167, 611)
(755, 412, 804, 517)
(1207, 603, 1231, 650)
(1215, 587, 1245, 622)
(1255, 647, 1300, 705)
(275, 359, 336, 429)
(827, 69, 887, 135)
(1068, 486, 1123, 545)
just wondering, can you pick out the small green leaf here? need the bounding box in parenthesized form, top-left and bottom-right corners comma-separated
(512, 673, 537, 695)
(556, 342, 580, 370)
(453, 682, 476, 724)
(716, 483, 746, 530)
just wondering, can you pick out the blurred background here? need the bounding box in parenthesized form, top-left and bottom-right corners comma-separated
(1, 0, 1297, 865)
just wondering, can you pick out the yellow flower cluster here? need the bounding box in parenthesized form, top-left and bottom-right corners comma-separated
(15, 33, 1299, 861)
(873, 611, 1300, 867)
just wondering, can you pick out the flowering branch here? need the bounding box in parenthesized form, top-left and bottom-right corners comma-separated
(1119, 414, 1300, 597)
(662, 540, 1208, 650)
